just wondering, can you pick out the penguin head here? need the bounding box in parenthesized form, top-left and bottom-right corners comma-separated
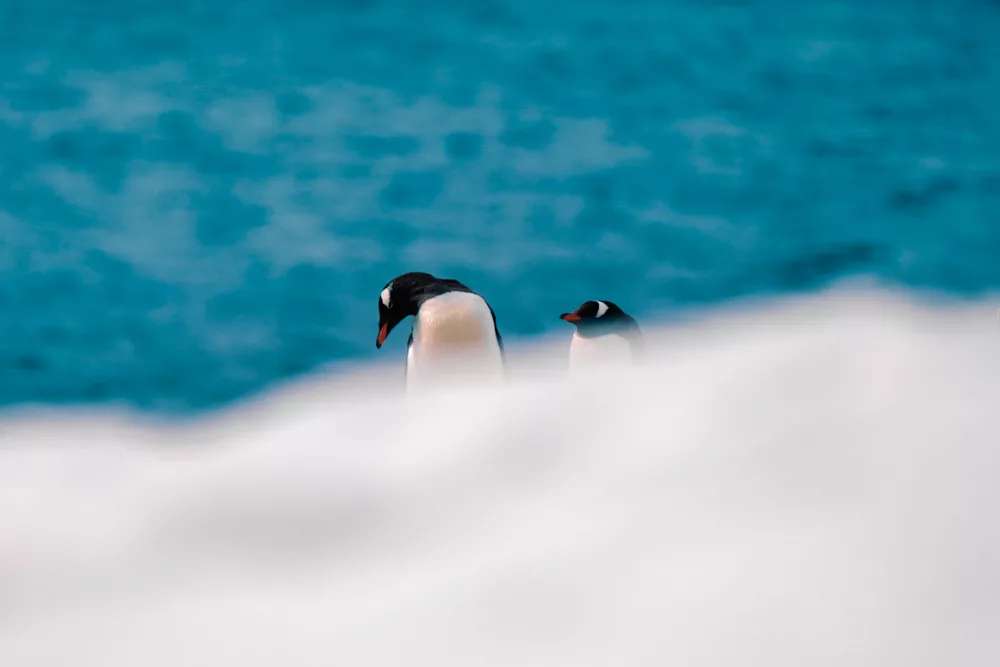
(376, 272, 437, 348)
(559, 300, 627, 327)
(559, 301, 632, 335)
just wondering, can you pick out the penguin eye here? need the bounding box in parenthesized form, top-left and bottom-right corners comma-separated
(594, 301, 609, 318)
(380, 287, 392, 309)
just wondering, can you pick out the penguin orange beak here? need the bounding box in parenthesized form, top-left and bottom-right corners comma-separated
(376, 323, 390, 348)
(560, 313, 581, 322)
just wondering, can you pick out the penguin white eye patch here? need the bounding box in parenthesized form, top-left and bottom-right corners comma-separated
(595, 301, 609, 318)
(380, 287, 392, 308)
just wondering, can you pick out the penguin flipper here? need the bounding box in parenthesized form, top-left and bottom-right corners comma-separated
(487, 304, 505, 358)
(628, 322, 646, 359)
(405, 330, 414, 380)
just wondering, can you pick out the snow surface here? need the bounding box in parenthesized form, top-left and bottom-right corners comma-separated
(1, 289, 998, 666)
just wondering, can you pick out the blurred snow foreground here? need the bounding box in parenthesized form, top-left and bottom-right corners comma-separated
(1, 288, 998, 667)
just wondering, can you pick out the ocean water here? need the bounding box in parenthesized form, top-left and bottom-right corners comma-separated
(2, 0, 999, 411)
(2, 291, 998, 665)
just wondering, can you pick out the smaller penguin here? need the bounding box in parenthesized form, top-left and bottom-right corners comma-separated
(559, 300, 643, 367)
(377, 272, 505, 386)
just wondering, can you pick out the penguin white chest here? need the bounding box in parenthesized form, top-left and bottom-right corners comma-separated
(407, 292, 503, 383)
(568, 331, 634, 368)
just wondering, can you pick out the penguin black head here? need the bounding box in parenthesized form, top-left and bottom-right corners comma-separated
(560, 300, 644, 355)
(376, 272, 475, 348)
(560, 300, 629, 326)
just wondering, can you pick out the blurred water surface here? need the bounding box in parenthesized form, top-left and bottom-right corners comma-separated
(1, 0, 999, 410)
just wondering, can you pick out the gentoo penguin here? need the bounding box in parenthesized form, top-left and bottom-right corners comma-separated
(376, 272, 505, 385)
(559, 300, 643, 367)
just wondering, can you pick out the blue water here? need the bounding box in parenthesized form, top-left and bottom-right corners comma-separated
(1, 1, 999, 411)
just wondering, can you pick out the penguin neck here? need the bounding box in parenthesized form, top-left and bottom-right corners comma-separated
(571, 319, 628, 339)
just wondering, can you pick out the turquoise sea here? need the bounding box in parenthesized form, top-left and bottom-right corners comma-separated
(2, 0, 999, 411)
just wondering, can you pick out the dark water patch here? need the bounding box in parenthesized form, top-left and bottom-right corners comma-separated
(379, 171, 443, 208)
(772, 242, 886, 290)
(191, 191, 270, 247)
(8, 80, 85, 112)
(275, 90, 312, 117)
(887, 176, 964, 215)
(500, 118, 556, 150)
(444, 132, 483, 161)
(340, 163, 372, 179)
(346, 134, 420, 158)
(44, 129, 141, 191)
